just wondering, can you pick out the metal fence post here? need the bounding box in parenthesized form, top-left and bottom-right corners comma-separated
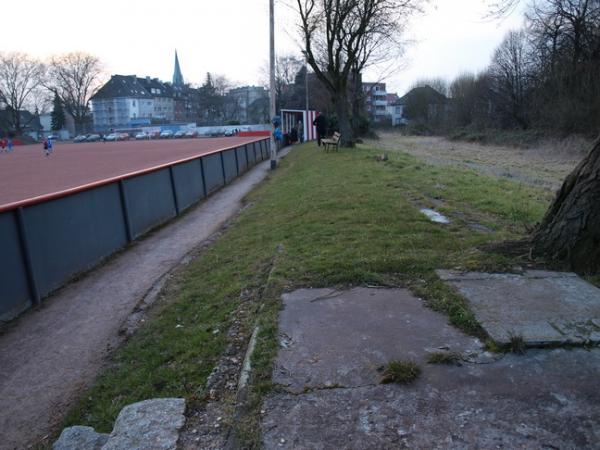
(234, 147, 240, 176)
(118, 180, 133, 242)
(220, 151, 227, 184)
(169, 166, 180, 215)
(15, 207, 41, 306)
(200, 158, 207, 197)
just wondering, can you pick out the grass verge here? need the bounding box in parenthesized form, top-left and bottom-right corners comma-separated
(62, 141, 552, 446)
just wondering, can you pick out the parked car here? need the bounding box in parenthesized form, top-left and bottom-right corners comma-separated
(184, 130, 198, 138)
(160, 130, 174, 139)
(135, 132, 149, 140)
(86, 134, 101, 142)
(118, 133, 130, 141)
(224, 129, 234, 137)
(105, 133, 118, 141)
(73, 134, 88, 143)
(149, 130, 161, 139)
(174, 130, 186, 138)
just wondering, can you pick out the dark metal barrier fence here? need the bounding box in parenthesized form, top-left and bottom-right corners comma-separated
(0, 138, 270, 321)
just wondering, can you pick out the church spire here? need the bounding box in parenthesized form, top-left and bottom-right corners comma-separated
(173, 50, 184, 86)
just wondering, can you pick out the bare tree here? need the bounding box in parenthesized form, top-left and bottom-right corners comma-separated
(295, 0, 421, 145)
(0, 52, 43, 133)
(489, 30, 532, 128)
(45, 52, 104, 133)
(486, 0, 521, 17)
(276, 55, 304, 111)
(489, 0, 600, 273)
(259, 54, 305, 110)
(28, 88, 53, 115)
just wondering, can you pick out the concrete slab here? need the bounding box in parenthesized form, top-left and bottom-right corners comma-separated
(437, 270, 600, 345)
(275, 288, 481, 391)
(263, 349, 600, 449)
(263, 288, 600, 449)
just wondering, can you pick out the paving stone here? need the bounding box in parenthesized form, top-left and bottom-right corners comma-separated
(53, 426, 108, 450)
(262, 287, 600, 448)
(274, 288, 480, 392)
(263, 287, 600, 450)
(420, 208, 450, 224)
(437, 270, 600, 345)
(102, 398, 186, 450)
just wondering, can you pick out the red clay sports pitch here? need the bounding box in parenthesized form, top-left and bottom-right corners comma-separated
(0, 137, 266, 210)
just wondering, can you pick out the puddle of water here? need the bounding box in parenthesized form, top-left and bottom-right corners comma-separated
(420, 208, 450, 224)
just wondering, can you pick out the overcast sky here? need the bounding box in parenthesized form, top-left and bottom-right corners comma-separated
(3, 0, 525, 96)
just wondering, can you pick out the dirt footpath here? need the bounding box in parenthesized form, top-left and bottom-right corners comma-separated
(0, 151, 286, 450)
(368, 132, 589, 191)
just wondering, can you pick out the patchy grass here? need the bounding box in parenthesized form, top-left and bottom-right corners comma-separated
(63, 140, 553, 446)
(586, 275, 600, 289)
(508, 333, 527, 354)
(427, 351, 463, 366)
(380, 360, 422, 384)
(369, 132, 585, 191)
(484, 339, 505, 354)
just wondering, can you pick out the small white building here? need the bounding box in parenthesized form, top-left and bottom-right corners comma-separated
(281, 109, 318, 142)
(38, 112, 76, 138)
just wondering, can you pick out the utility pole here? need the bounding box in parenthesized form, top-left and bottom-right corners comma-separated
(305, 58, 309, 142)
(269, 0, 277, 170)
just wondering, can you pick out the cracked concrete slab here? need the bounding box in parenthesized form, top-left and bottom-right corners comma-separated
(437, 270, 600, 345)
(262, 287, 600, 449)
(263, 349, 600, 449)
(274, 288, 481, 392)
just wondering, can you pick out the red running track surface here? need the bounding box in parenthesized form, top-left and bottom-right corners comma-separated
(0, 137, 265, 210)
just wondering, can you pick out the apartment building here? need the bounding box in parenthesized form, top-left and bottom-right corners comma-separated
(90, 75, 154, 130)
(362, 82, 389, 123)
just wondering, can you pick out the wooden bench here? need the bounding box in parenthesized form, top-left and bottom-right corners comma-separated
(322, 132, 341, 152)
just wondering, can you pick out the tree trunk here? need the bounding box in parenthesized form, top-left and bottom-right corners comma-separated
(334, 93, 353, 146)
(532, 137, 600, 273)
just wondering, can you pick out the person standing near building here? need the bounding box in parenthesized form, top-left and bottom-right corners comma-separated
(313, 112, 327, 147)
(297, 120, 304, 143)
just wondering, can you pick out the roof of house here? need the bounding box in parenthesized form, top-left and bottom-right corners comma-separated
(396, 85, 447, 106)
(386, 93, 400, 103)
(137, 77, 173, 98)
(91, 75, 153, 101)
(0, 109, 42, 131)
(362, 82, 386, 88)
